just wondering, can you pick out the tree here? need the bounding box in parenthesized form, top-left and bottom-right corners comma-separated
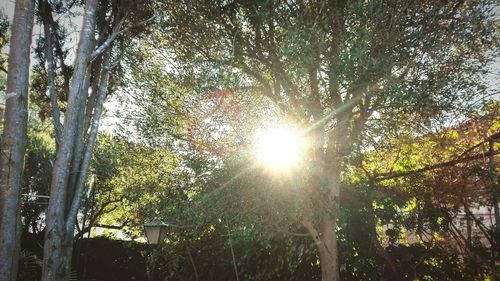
(0, 11, 10, 85)
(0, 1, 35, 281)
(37, 0, 154, 279)
(145, 1, 498, 280)
(358, 104, 500, 279)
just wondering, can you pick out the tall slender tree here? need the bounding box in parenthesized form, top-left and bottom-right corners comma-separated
(41, 0, 110, 278)
(39, 0, 154, 279)
(0, 1, 36, 281)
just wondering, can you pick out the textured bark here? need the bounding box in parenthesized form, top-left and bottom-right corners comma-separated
(66, 50, 111, 232)
(0, 1, 35, 281)
(41, 0, 98, 280)
(40, 0, 63, 146)
(40, 0, 126, 279)
(301, 151, 341, 281)
(301, 196, 340, 281)
(66, 66, 92, 213)
(318, 216, 339, 281)
(300, 124, 343, 281)
(321, 158, 341, 281)
(319, 2, 347, 277)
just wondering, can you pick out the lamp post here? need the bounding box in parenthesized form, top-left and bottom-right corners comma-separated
(143, 220, 168, 281)
(144, 220, 168, 245)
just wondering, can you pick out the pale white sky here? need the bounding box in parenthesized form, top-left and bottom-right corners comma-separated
(0, 0, 126, 134)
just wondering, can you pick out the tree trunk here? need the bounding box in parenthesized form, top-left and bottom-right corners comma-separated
(302, 126, 343, 281)
(320, 156, 341, 281)
(41, 0, 98, 280)
(318, 215, 340, 281)
(40, 0, 63, 146)
(303, 154, 341, 281)
(302, 181, 340, 281)
(0, 1, 35, 281)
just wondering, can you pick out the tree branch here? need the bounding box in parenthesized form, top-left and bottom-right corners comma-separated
(40, 0, 63, 145)
(374, 131, 500, 182)
(89, 18, 124, 61)
(300, 217, 322, 245)
(66, 50, 112, 233)
(89, 12, 155, 62)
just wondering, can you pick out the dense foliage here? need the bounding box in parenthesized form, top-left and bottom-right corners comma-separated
(2, 0, 498, 280)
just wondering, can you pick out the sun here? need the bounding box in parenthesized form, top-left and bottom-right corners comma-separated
(255, 127, 304, 170)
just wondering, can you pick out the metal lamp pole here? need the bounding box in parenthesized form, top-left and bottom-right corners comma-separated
(143, 221, 168, 281)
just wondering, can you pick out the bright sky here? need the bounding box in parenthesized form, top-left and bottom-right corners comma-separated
(0, 0, 83, 54)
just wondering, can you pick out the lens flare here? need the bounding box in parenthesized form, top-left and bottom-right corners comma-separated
(256, 127, 304, 170)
